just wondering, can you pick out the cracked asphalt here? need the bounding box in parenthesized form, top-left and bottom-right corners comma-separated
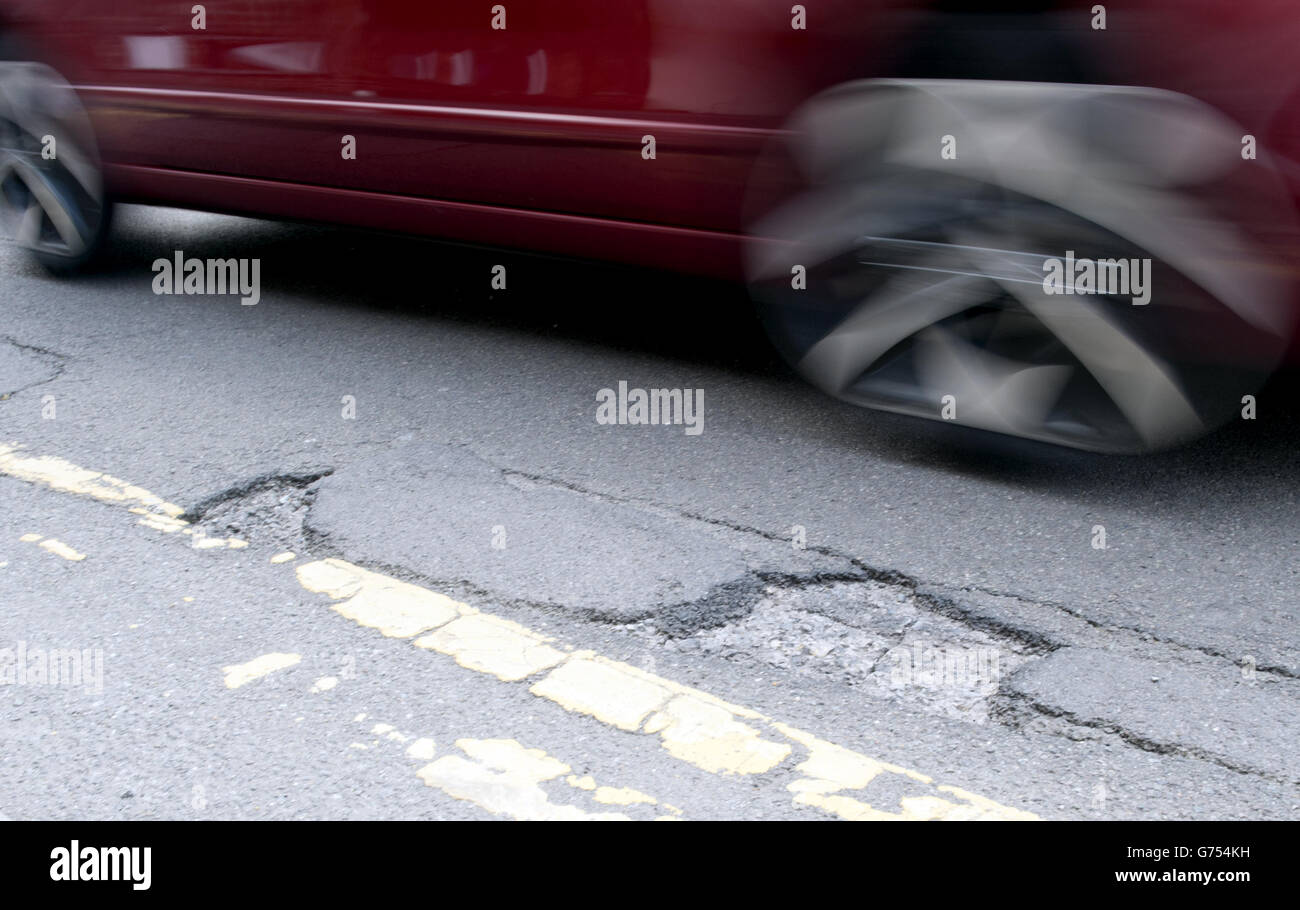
(1, 205, 1298, 819)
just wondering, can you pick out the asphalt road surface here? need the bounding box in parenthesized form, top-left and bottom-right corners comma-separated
(2, 205, 1297, 820)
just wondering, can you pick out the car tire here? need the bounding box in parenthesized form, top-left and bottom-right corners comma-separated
(0, 34, 111, 274)
(746, 79, 1296, 453)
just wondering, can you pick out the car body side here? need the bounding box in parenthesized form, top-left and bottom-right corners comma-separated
(3, 0, 1300, 311)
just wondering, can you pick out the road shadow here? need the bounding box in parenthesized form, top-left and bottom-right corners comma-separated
(88, 206, 782, 376)
(63, 205, 1300, 519)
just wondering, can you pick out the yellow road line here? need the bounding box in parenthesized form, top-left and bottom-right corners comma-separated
(354, 718, 672, 820)
(299, 557, 1037, 820)
(0, 443, 247, 549)
(18, 533, 86, 561)
(0, 442, 1038, 820)
(222, 652, 302, 689)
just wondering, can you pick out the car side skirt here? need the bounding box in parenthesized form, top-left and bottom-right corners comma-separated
(104, 163, 777, 280)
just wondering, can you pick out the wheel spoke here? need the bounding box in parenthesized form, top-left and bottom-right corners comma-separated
(914, 325, 1073, 434)
(797, 268, 991, 395)
(14, 195, 44, 247)
(994, 277, 1203, 446)
(8, 158, 87, 254)
(745, 79, 1293, 451)
(0, 62, 102, 260)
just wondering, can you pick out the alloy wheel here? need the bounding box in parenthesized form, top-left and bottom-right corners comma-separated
(0, 60, 106, 269)
(747, 80, 1296, 452)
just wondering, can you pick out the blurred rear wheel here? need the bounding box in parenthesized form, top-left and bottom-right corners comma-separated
(747, 80, 1297, 453)
(0, 52, 109, 273)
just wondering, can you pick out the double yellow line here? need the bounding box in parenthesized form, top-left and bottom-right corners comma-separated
(0, 441, 1036, 820)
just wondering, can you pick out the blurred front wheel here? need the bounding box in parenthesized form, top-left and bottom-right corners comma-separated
(747, 80, 1296, 453)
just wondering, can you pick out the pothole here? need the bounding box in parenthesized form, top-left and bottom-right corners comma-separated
(185, 473, 329, 554)
(630, 579, 1043, 725)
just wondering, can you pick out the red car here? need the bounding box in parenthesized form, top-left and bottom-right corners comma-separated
(3, 1, 1298, 451)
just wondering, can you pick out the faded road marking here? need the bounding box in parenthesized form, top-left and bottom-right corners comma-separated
(407, 738, 436, 760)
(40, 539, 86, 561)
(416, 614, 567, 682)
(643, 693, 790, 776)
(298, 558, 460, 637)
(532, 656, 671, 731)
(590, 785, 657, 807)
(361, 718, 663, 820)
(2, 443, 1036, 820)
(0, 445, 185, 517)
(561, 774, 659, 807)
(223, 652, 302, 689)
(418, 740, 628, 820)
(298, 558, 1035, 820)
(0, 443, 246, 549)
(19, 533, 86, 561)
(372, 723, 409, 743)
(302, 558, 568, 679)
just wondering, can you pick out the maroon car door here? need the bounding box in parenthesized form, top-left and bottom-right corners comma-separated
(314, 0, 783, 232)
(77, 0, 357, 180)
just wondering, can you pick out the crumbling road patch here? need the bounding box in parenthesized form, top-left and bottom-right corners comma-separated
(296, 440, 1049, 726)
(304, 441, 766, 622)
(630, 579, 1041, 724)
(184, 470, 332, 555)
